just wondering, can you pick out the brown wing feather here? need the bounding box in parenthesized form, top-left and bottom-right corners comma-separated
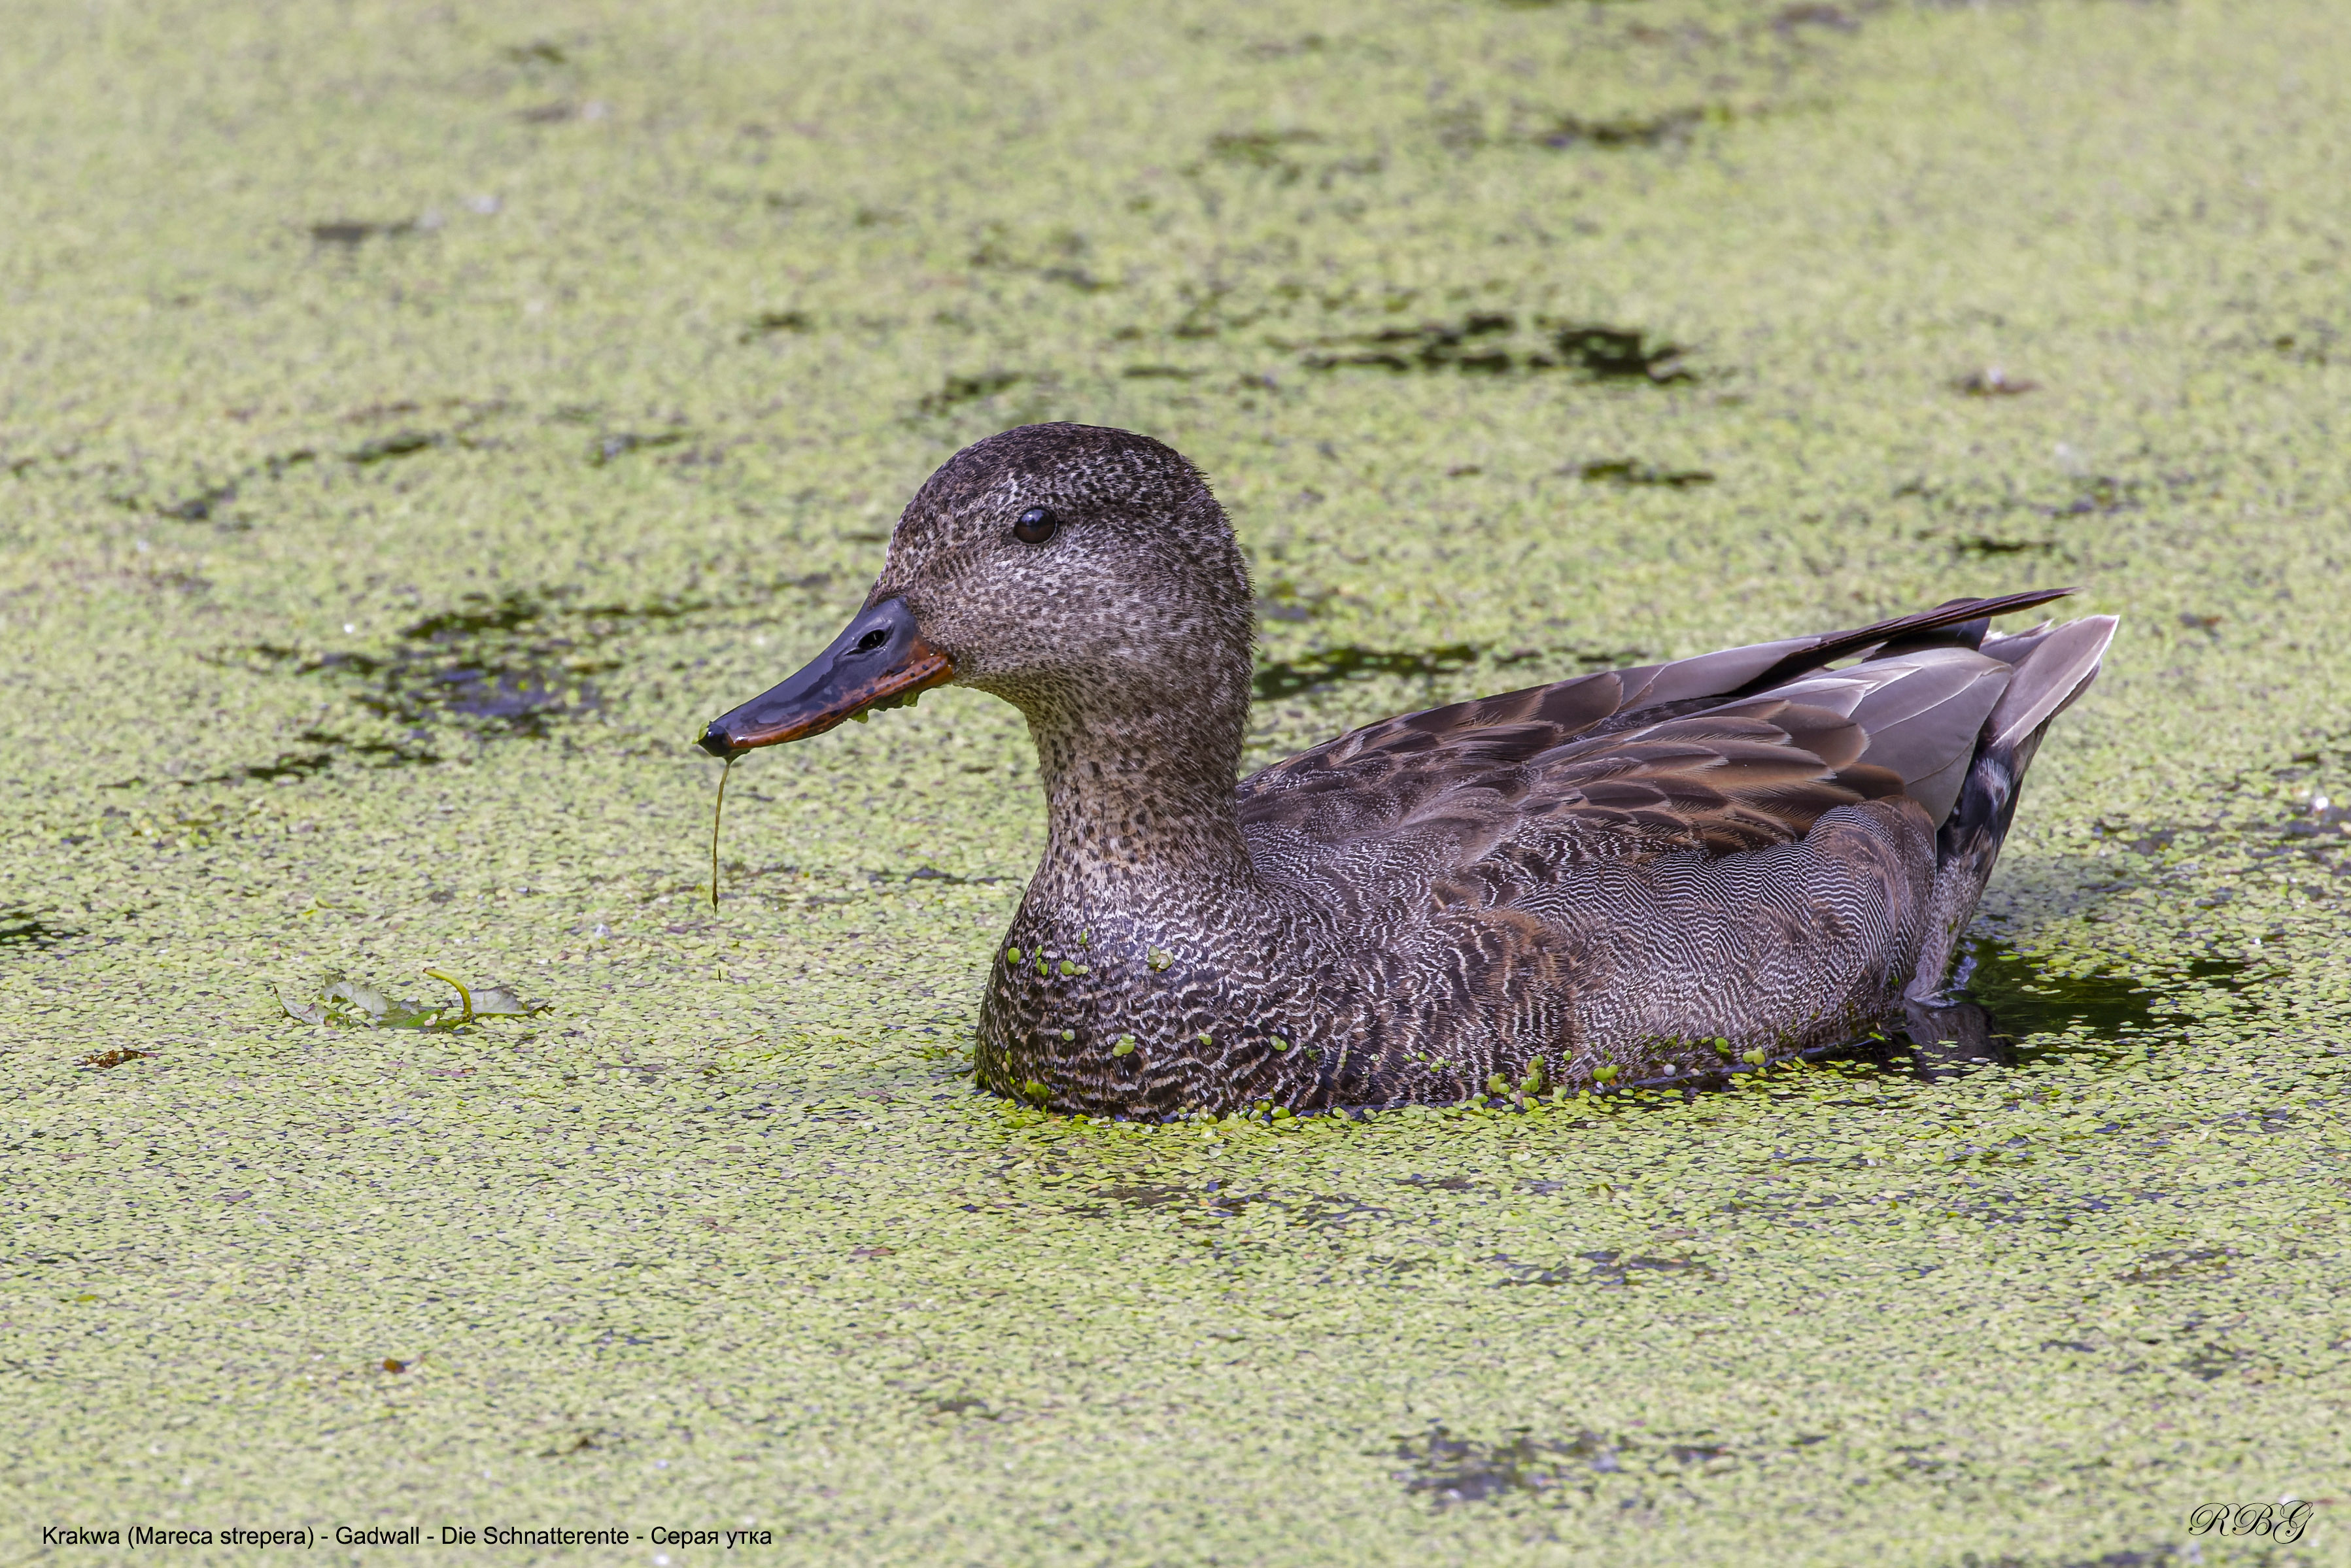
(1239, 592, 2066, 862)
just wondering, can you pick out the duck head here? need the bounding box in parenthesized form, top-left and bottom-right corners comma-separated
(697, 422, 1255, 762)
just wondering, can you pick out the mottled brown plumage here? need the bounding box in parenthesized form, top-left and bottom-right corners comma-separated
(697, 423, 2117, 1116)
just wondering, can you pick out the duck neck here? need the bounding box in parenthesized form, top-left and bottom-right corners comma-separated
(1021, 686, 1261, 918)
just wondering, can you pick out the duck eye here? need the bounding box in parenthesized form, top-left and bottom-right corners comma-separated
(1012, 505, 1057, 545)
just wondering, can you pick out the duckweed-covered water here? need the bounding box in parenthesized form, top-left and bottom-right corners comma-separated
(5, 1, 2348, 1563)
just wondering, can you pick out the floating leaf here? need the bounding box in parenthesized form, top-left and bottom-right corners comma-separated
(469, 985, 542, 1017)
(324, 978, 390, 1019)
(282, 968, 541, 1031)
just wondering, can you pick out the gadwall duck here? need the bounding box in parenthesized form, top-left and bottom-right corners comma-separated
(698, 424, 2116, 1117)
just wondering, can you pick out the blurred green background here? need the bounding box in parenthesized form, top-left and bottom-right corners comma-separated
(3, 1, 2346, 1563)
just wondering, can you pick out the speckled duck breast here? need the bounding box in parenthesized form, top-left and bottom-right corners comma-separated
(697, 424, 2116, 1118)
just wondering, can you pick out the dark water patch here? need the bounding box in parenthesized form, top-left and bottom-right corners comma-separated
(1064, 1182, 1193, 1216)
(1063, 1180, 1274, 1223)
(517, 101, 599, 124)
(154, 450, 317, 528)
(1588, 936, 2254, 1106)
(400, 590, 551, 641)
(1041, 265, 1112, 292)
(1241, 33, 1325, 60)
(310, 219, 417, 247)
(1774, 3, 1861, 32)
(1951, 937, 2187, 1041)
(2279, 796, 2351, 845)
(740, 310, 812, 342)
(1123, 364, 1203, 380)
(1298, 316, 1690, 382)
(1301, 313, 1515, 374)
(2038, 476, 2142, 518)
(969, 224, 1114, 292)
(154, 416, 509, 529)
(1898, 470, 2197, 538)
(1, 908, 83, 949)
(1254, 643, 1480, 701)
(160, 482, 241, 524)
(318, 604, 606, 740)
(2177, 1342, 2251, 1384)
(207, 591, 615, 774)
(2119, 1247, 2233, 1286)
(1551, 324, 1694, 381)
(867, 865, 1008, 887)
(1536, 107, 1709, 150)
(504, 40, 568, 65)
(1955, 534, 2059, 557)
(1955, 367, 2036, 396)
(589, 430, 687, 465)
(916, 372, 1023, 417)
(1577, 459, 1715, 488)
(345, 399, 436, 423)
(1205, 128, 1325, 182)
(181, 577, 836, 783)
(2271, 320, 2337, 366)
(1169, 284, 1256, 341)
(1390, 1425, 1626, 1507)
(346, 431, 441, 465)
(1498, 1250, 1719, 1287)
(1256, 577, 1337, 623)
(1812, 938, 2250, 1084)
(244, 744, 354, 781)
(1290, 1195, 1391, 1229)
(373, 660, 596, 733)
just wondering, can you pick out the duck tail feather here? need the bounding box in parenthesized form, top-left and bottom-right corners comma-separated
(1904, 615, 2118, 1001)
(1982, 615, 2117, 754)
(1733, 586, 2078, 698)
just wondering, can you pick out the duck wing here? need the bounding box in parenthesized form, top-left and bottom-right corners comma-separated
(1237, 588, 2075, 862)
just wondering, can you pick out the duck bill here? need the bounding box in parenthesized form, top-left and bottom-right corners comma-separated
(695, 597, 953, 757)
